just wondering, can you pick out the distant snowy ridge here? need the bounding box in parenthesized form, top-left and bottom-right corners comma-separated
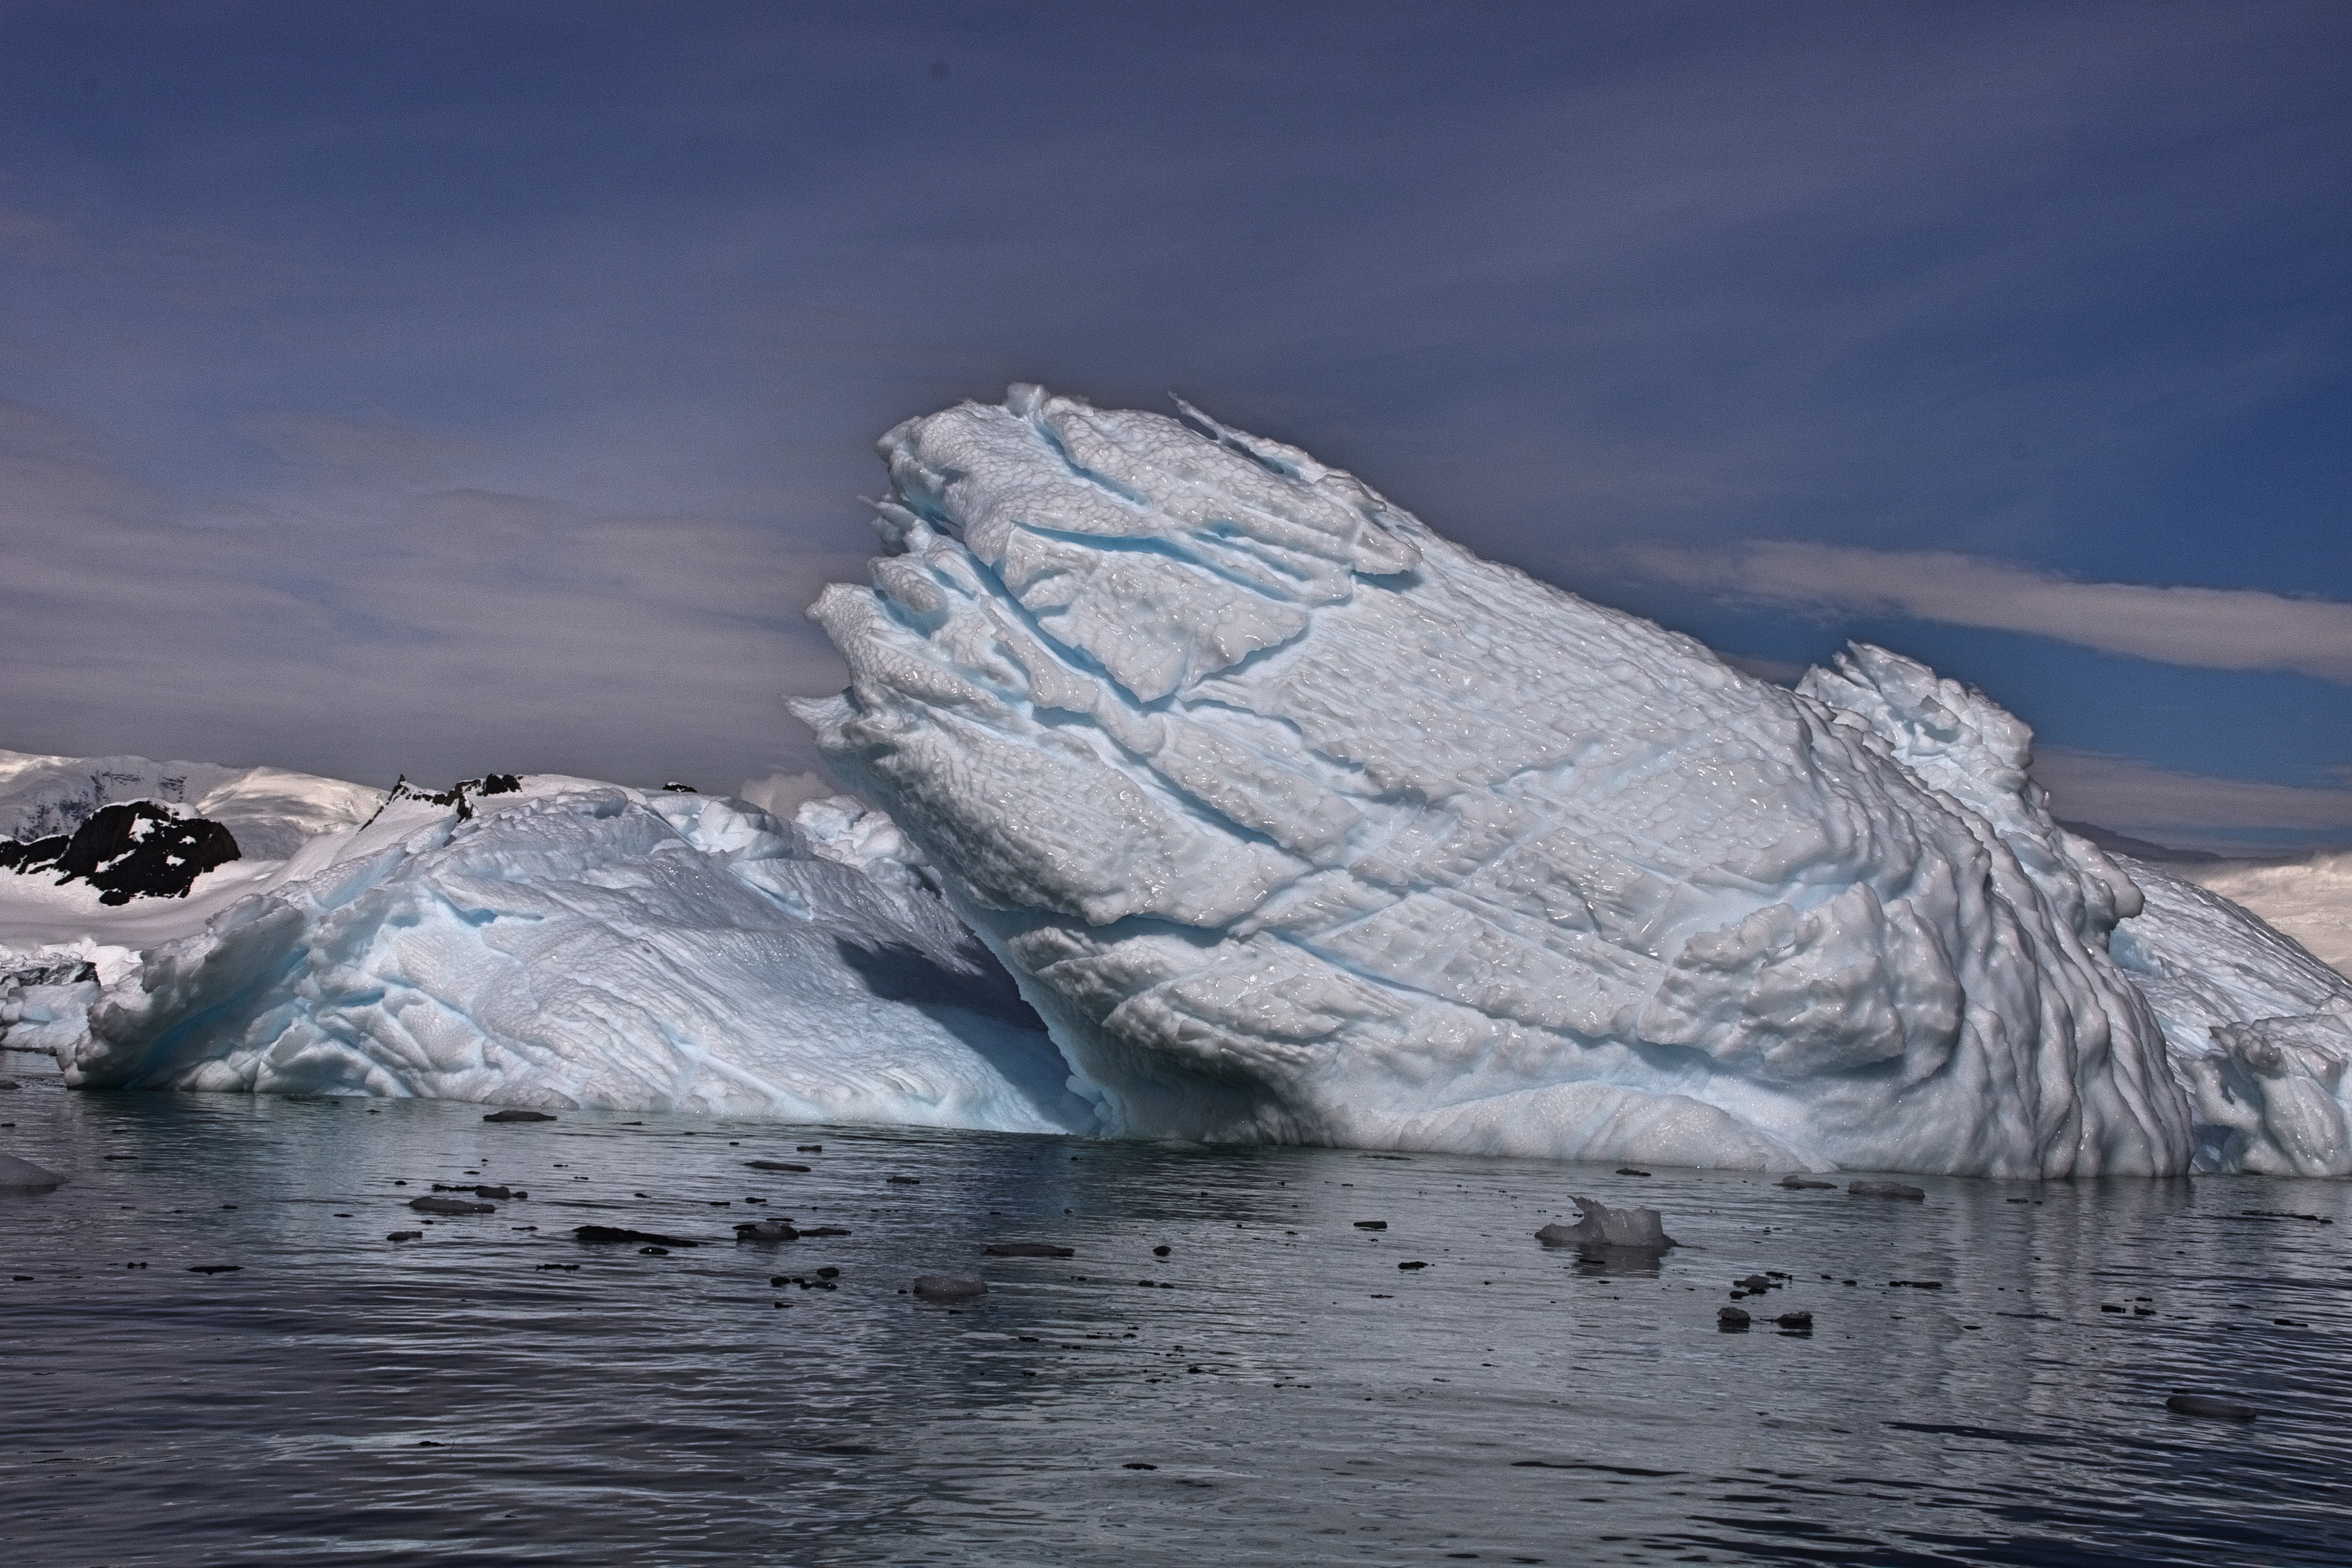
(0, 747, 385, 862)
(797, 385, 2292, 1177)
(47, 778, 1088, 1130)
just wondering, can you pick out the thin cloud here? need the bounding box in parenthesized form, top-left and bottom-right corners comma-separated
(0, 402, 856, 789)
(2032, 747, 2352, 855)
(1623, 542, 2352, 685)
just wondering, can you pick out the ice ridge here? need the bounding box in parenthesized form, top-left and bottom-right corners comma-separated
(795, 385, 2200, 1176)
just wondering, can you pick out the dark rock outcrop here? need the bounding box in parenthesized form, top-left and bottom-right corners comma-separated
(2, 801, 240, 904)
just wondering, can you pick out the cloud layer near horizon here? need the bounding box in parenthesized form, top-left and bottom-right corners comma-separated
(2032, 748, 2352, 856)
(1624, 542, 2352, 686)
(0, 398, 856, 789)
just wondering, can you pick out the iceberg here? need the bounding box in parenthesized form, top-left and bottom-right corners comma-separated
(12, 393, 2345, 1176)
(795, 385, 2214, 1176)
(49, 778, 1090, 1131)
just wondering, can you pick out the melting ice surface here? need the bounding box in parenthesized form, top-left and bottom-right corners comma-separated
(797, 386, 2352, 1177)
(1, 1083, 2346, 1567)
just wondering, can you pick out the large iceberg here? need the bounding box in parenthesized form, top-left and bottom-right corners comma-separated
(795, 385, 2232, 1176)
(45, 779, 1090, 1131)
(12, 392, 2347, 1176)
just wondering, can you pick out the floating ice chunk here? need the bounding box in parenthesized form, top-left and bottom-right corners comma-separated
(1848, 1180, 1926, 1200)
(0, 940, 132, 1057)
(1534, 1196, 1677, 1250)
(0, 1152, 64, 1191)
(796, 386, 2198, 1176)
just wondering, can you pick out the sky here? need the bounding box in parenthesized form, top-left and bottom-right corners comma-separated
(2, 0, 2347, 855)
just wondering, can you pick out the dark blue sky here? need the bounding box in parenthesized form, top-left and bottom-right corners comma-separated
(3, 1, 2347, 851)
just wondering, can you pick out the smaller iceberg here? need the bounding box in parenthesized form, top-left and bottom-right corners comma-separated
(59, 778, 1093, 1132)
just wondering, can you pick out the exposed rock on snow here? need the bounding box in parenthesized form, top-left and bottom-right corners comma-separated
(53, 779, 1091, 1131)
(794, 385, 2197, 1176)
(0, 748, 382, 862)
(2, 800, 241, 904)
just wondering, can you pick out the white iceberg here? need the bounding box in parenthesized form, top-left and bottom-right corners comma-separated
(50, 779, 1090, 1131)
(795, 385, 2220, 1176)
(15, 390, 2347, 1176)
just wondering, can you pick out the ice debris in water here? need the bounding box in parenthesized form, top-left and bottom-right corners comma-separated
(1535, 1196, 1677, 1250)
(793, 383, 2343, 1176)
(0, 1152, 65, 1191)
(1848, 1181, 1927, 1201)
(51, 778, 1092, 1132)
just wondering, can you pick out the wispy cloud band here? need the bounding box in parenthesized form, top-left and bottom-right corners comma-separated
(1623, 542, 2352, 685)
(2031, 747, 2352, 855)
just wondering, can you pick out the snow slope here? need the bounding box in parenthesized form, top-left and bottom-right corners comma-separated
(25, 777, 1088, 1131)
(2183, 852, 2352, 981)
(795, 385, 2197, 1176)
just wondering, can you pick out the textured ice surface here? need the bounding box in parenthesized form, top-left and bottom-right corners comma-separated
(0, 939, 133, 1059)
(2107, 857, 2352, 1175)
(794, 386, 2200, 1176)
(55, 780, 1089, 1131)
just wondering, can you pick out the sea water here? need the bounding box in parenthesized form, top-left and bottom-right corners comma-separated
(1, 1073, 2345, 1566)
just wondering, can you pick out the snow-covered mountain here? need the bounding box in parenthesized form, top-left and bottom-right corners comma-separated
(795, 385, 2352, 1176)
(0, 748, 383, 862)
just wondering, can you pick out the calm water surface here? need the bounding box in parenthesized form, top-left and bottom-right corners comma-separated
(2, 1066, 2347, 1566)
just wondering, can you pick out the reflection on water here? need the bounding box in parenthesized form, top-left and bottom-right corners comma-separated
(1, 1074, 2347, 1566)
